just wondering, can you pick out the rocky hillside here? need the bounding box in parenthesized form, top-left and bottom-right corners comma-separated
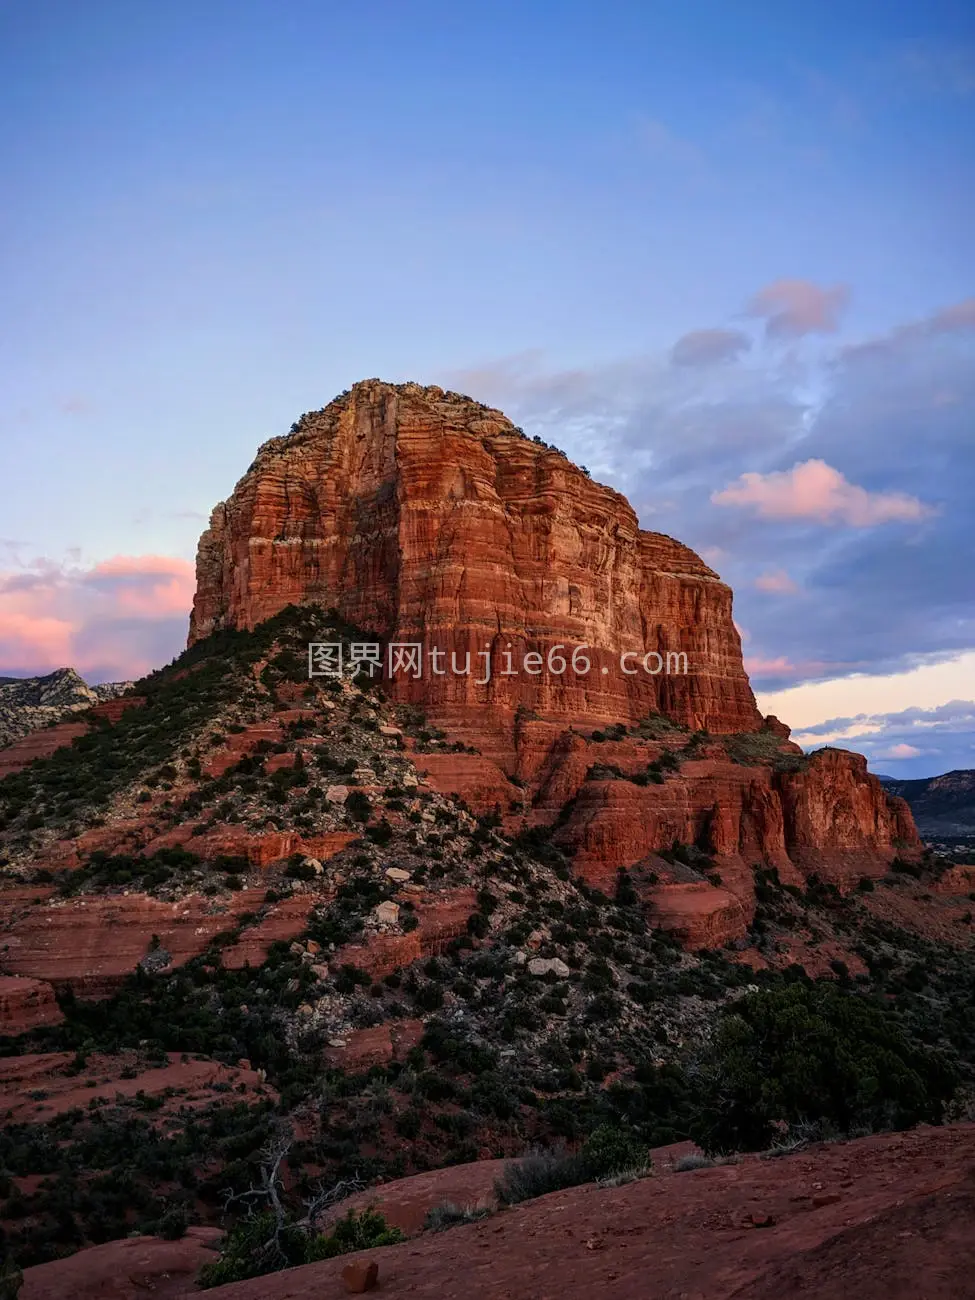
(882, 769, 975, 837)
(1, 603, 972, 1287)
(0, 385, 971, 1290)
(0, 669, 133, 749)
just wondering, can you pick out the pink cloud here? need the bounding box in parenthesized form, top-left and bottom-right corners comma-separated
(744, 655, 798, 676)
(755, 568, 800, 594)
(877, 743, 922, 760)
(746, 278, 850, 338)
(929, 297, 975, 332)
(712, 459, 934, 526)
(0, 610, 75, 667)
(0, 554, 194, 683)
(83, 555, 196, 617)
(841, 295, 975, 362)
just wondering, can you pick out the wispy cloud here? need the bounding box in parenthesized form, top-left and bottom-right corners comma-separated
(671, 328, 751, 367)
(746, 279, 850, 339)
(635, 116, 707, 171)
(755, 568, 800, 594)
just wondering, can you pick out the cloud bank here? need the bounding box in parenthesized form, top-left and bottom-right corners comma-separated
(443, 282, 975, 774)
(0, 554, 194, 684)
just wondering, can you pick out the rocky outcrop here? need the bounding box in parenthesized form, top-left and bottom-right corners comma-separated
(19, 1226, 223, 1300)
(189, 381, 762, 736)
(0, 1050, 272, 1123)
(0, 974, 63, 1034)
(778, 748, 920, 880)
(333, 887, 477, 979)
(645, 882, 749, 949)
(542, 742, 917, 898)
(0, 668, 133, 750)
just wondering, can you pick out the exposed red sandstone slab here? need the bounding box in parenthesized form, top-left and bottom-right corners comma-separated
(20, 1226, 222, 1300)
(0, 974, 63, 1034)
(0, 886, 54, 926)
(222, 894, 321, 968)
(334, 888, 477, 979)
(324, 1157, 507, 1237)
(0, 720, 89, 778)
(549, 746, 914, 901)
(323, 1018, 424, 1072)
(0, 888, 270, 996)
(202, 722, 285, 778)
(932, 863, 975, 894)
(88, 696, 146, 724)
(192, 1123, 975, 1300)
(142, 825, 357, 867)
(0, 696, 144, 780)
(646, 882, 749, 949)
(777, 749, 920, 880)
(415, 752, 520, 814)
(189, 381, 762, 737)
(0, 1050, 273, 1123)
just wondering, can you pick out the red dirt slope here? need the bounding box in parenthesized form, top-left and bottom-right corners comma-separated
(192, 1122, 975, 1300)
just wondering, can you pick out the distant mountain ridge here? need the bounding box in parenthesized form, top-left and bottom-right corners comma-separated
(881, 769, 975, 837)
(0, 669, 133, 749)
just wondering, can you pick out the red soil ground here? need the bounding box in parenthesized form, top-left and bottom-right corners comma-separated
(19, 1122, 975, 1300)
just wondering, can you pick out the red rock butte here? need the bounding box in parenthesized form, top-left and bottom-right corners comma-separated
(187, 379, 920, 920)
(189, 379, 761, 737)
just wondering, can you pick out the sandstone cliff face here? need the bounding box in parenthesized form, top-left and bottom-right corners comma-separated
(189, 381, 761, 736)
(184, 379, 923, 942)
(540, 740, 920, 941)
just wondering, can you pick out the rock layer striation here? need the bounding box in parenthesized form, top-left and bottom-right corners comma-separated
(189, 381, 761, 735)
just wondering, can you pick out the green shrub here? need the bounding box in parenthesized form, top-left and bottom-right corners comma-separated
(307, 1207, 404, 1260)
(495, 1124, 649, 1204)
(424, 1200, 491, 1231)
(688, 982, 958, 1155)
(346, 792, 372, 822)
(157, 1205, 189, 1240)
(198, 1208, 403, 1288)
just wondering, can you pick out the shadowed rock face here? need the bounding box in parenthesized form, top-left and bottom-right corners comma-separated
(189, 380, 762, 736)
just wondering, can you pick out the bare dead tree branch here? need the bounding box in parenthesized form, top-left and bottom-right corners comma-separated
(213, 1116, 367, 1269)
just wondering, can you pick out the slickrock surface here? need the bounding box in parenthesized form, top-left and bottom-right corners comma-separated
(0, 719, 91, 779)
(0, 974, 63, 1034)
(176, 1122, 975, 1300)
(0, 887, 277, 996)
(19, 1226, 223, 1300)
(0, 1050, 273, 1123)
(189, 381, 762, 735)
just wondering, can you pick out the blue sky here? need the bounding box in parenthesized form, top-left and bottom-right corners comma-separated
(1, 0, 973, 776)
